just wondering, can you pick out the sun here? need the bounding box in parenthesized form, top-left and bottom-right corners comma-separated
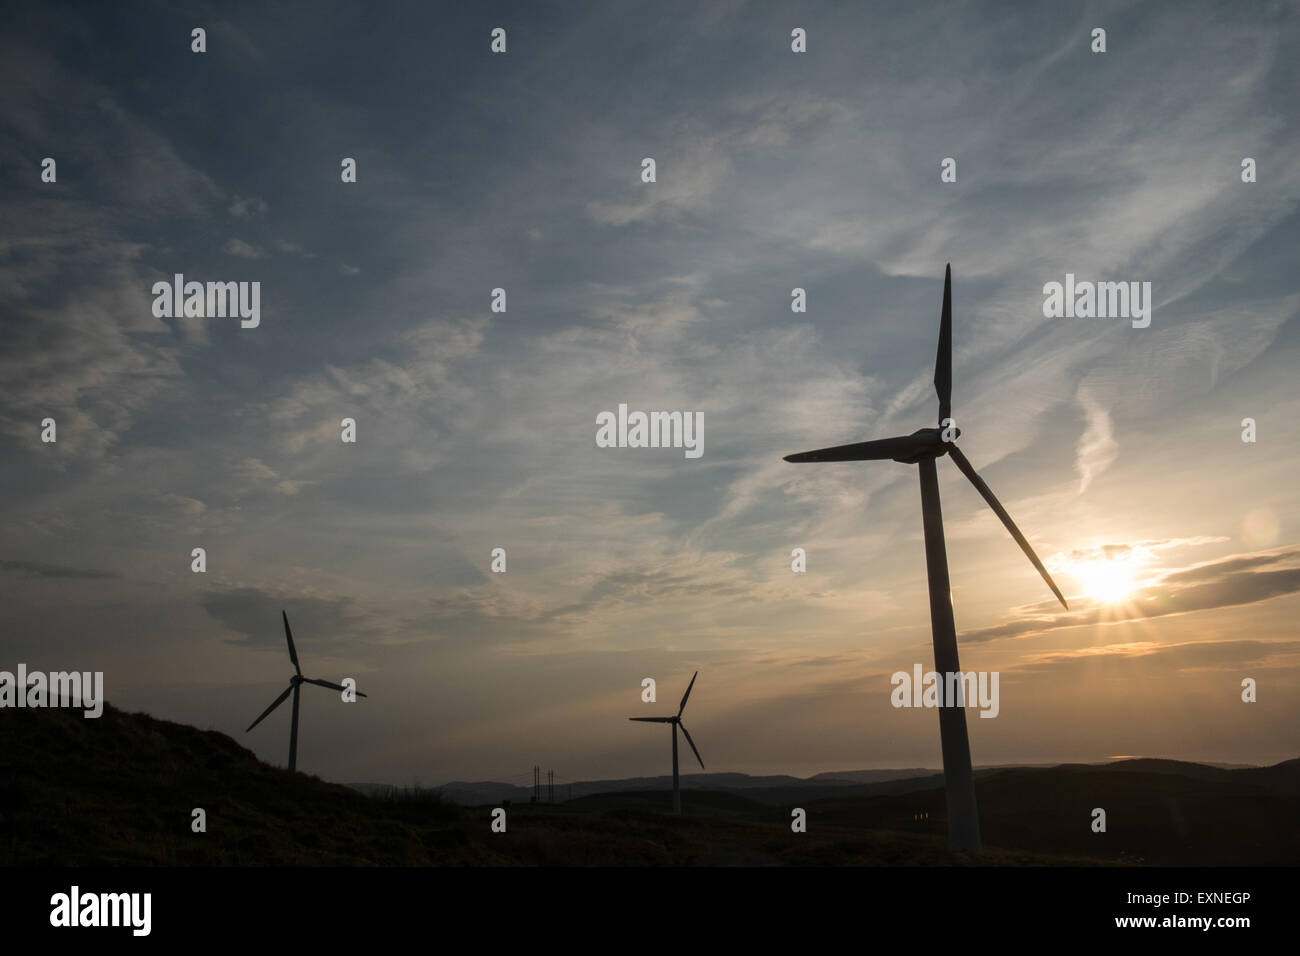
(1070, 556, 1138, 604)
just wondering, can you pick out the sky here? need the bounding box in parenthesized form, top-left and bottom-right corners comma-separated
(2, 0, 1299, 786)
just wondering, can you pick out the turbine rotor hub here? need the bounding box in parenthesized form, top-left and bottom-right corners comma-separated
(892, 426, 958, 463)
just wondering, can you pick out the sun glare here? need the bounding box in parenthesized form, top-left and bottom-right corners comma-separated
(1070, 555, 1138, 604)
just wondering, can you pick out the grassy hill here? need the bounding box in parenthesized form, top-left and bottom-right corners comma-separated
(2, 704, 1295, 866)
(0, 702, 484, 865)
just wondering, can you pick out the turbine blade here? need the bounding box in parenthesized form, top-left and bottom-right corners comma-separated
(935, 263, 952, 425)
(282, 610, 301, 675)
(628, 717, 675, 722)
(678, 671, 698, 716)
(246, 685, 294, 732)
(784, 435, 924, 463)
(302, 677, 366, 697)
(679, 723, 705, 769)
(947, 444, 1069, 610)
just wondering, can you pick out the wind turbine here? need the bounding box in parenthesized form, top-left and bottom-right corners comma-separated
(629, 671, 704, 814)
(782, 264, 1067, 851)
(245, 610, 368, 772)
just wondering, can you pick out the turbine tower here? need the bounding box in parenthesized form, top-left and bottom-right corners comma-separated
(629, 671, 704, 814)
(782, 265, 1067, 851)
(246, 610, 368, 772)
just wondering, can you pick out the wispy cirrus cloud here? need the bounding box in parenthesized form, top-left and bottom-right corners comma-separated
(1075, 387, 1118, 494)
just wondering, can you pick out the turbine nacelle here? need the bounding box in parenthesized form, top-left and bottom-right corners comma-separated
(891, 426, 959, 463)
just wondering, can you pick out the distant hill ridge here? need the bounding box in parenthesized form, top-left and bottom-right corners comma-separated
(355, 757, 1295, 807)
(5, 703, 1298, 866)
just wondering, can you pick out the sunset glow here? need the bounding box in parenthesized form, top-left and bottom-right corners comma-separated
(1069, 554, 1141, 604)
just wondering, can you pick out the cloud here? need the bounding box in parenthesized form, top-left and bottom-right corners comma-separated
(201, 587, 376, 654)
(228, 196, 268, 219)
(234, 458, 314, 496)
(0, 559, 117, 580)
(235, 458, 278, 481)
(253, 317, 488, 457)
(0, 226, 186, 457)
(205, 20, 267, 64)
(223, 238, 266, 259)
(539, 555, 752, 624)
(274, 239, 314, 257)
(161, 493, 206, 515)
(405, 589, 553, 648)
(585, 94, 855, 227)
(1017, 638, 1300, 677)
(0, 46, 212, 454)
(1074, 388, 1118, 494)
(1054, 537, 1230, 567)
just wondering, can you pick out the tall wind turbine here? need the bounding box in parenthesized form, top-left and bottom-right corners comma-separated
(246, 610, 368, 772)
(629, 671, 704, 814)
(782, 264, 1067, 851)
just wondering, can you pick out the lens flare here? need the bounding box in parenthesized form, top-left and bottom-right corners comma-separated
(1242, 509, 1279, 549)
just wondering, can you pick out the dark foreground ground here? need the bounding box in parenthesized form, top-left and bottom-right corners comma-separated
(2, 704, 1297, 866)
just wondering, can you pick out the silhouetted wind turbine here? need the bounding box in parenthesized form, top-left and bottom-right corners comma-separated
(629, 671, 704, 814)
(245, 610, 367, 772)
(782, 264, 1067, 851)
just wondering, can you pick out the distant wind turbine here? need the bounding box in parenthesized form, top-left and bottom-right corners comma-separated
(629, 671, 704, 814)
(245, 610, 367, 772)
(782, 264, 1067, 851)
